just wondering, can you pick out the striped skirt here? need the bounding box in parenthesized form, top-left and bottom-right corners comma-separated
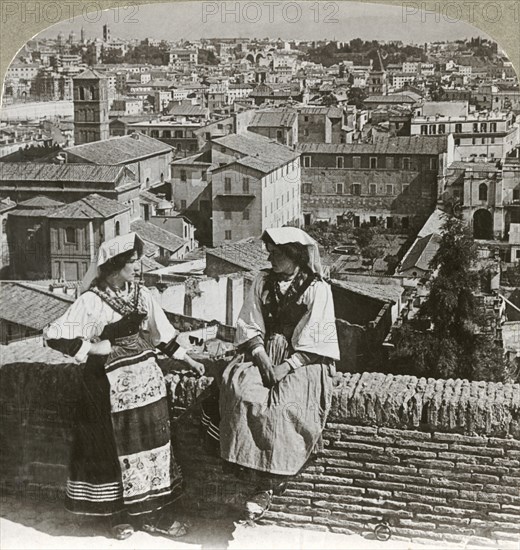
(65, 337, 183, 516)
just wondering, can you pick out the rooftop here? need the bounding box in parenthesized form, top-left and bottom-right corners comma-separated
(0, 282, 74, 332)
(331, 278, 404, 304)
(249, 110, 297, 128)
(17, 196, 64, 208)
(64, 133, 172, 165)
(297, 135, 448, 156)
(206, 237, 269, 273)
(214, 132, 300, 166)
(131, 219, 187, 253)
(0, 163, 132, 183)
(48, 193, 129, 219)
(399, 233, 442, 273)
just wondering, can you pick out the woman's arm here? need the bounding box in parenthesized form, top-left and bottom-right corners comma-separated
(141, 287, 205, 375)
(44, 292, 110, 363)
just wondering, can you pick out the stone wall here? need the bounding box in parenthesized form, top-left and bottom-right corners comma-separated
(1, 344, 519, 545)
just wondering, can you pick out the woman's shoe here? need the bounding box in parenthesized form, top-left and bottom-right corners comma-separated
(141, 520, 190, 539)
(244, 490, 273, 521)
(111, 523, 134, 540)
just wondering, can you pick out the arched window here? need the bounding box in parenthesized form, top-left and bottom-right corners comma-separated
(479, 183, 488, 201)
(115, 221, 120, 236)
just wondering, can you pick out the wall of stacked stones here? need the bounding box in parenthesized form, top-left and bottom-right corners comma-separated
(1, 351, 519, 544)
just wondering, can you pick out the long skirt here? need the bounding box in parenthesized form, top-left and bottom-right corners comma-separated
(205, 356, 334, 476)
(65, 338, 183, 516)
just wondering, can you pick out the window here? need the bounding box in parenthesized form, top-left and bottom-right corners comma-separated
(387, 217, 394, 229)
(1, 219, 6, 235)
(354, 215, 360, 228)
(243, 177, 249, 193)
(430, 158, 438, 170)
(224, 177, 231, 193)
(353, 156, 361, 168)
(175, 130, 183, 138)
(336, 183, 344, 195)
(402, 157, 411, 170)
(438, 124, 446, 134)
(243, 210, 249, 220)
(513, 189, 520, 202)
(455, 138, 461, 146)
(479, 183, 488, 201)
(490, 122, 497, 132)
(303, 183, 312, 194)
(224, 210, 232, 220)
(369, 183, 377, 195)
(180, 199, 187, 210)
(115, 222, 120, 237)
(304, 129, 309, 137)
(386, 157, 394, 169)
(276, 130, 283, 143)
(370, 157, 378, 169)
(180, 169, 187, 182)
(304, 116, 309, 122)
(370, 216, 377, 226)
(352, 183, 361, 196)
(491, 137, 495, 144)
(336, 156, 344, 168)
(420, 125, 428, 135)
(386, 184, 393, 195)
(303, 156, 311, 168)
(225, 230, 232, 240)
(429, 125, 437, 135)
(472, 138, 476, 145)
(402, 217, 409, 230)
(481, 137, 485, 145)
(473, 123, 479, 133)
(481, 123, 487, 132)
(455, 123, 462, 133)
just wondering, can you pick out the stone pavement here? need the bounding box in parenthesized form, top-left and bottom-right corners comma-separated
(1, 495, 518, 550)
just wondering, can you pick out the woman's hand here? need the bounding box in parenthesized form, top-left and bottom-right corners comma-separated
(183, 354, 205, 377)
(273, 362, 292, 382)
(89, 340, 112, 356)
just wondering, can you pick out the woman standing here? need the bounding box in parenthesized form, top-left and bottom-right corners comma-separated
(202, 227, 340, 520)
(44, 233, 204, 539)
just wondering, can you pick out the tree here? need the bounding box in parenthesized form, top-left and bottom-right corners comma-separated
(390, 217, 515, 382)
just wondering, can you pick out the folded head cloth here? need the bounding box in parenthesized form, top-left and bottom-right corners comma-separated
(79, 232, 144, 293)
(261, 227, 323, 277)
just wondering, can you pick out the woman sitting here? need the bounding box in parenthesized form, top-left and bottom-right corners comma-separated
(202, 227, 340, 520)
(44, 233, 204, 540)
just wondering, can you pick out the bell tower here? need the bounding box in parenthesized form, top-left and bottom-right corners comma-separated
(73, 68, 109, 145)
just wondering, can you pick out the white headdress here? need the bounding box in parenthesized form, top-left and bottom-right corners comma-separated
(79, 232, 144, 293)
(261, 227, 323, 277)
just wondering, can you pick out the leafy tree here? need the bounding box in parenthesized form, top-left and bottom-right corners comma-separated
(389, 217, 515, 382)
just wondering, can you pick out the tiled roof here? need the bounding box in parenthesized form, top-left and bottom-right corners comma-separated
(365, 95, 417, 104)
(139, 190, 162, 204)
(0, 282, 74, 331)
(417, 208, 451, 238)
(249, 110, 297, 128)
(299, 106, 343, 118)
(74, 68, 106, 80)
(206, 238, 269, 273)
(131, 219, 186, 253)
(0, 163, 128, 183)
(18, 196, 64, 208)
(297, 136, 448, 155)
(167, 104, 209, 117)
(331, 279, 404, 304)
(65, 133, 172, 164)
(48, 193, 129, 219)
(0, 337, 74, 365)
(399, 233, 441, 273)
(214, 132, 299, 165)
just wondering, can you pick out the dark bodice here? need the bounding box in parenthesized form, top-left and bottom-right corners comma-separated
(260, 268, 316, 357)
(99, 311, 147, 344)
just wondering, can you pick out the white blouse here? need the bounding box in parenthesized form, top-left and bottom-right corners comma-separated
(44, 285, 184, 363)
(236, 271, 340, 362)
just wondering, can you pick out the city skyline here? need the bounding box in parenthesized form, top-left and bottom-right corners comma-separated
(35, 1, 492, 45)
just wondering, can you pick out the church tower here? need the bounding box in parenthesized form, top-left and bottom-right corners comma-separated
(367, 50, 388, 96)
(73, 69, 109, 145)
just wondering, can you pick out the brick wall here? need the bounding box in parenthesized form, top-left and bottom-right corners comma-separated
(1, 346, 519, 545)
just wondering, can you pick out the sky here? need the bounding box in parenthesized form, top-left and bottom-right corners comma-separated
(35, 1, 492, 45)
